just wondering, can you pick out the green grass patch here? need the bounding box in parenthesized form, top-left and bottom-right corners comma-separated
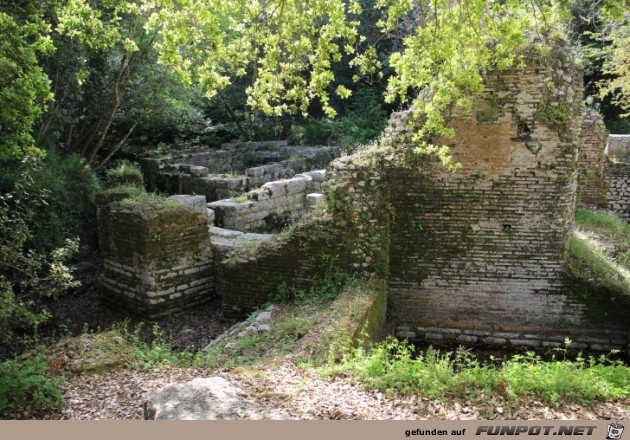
(112, 322, 194, 372)
(201, 303, 325, 369)
(569, 208, 630, 298)
(574, 207, 629, 269)
(201, 274, 374, 369)
(568, 234, 630, 297)
(324, 338, 629, 404)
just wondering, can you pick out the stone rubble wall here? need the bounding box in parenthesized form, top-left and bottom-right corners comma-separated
(99, 42, 628, 350)
(216, 215, 350, 320)
(577, 109, 609, 208)
(605, 134, 630, 220)
(97, 197, 214, 319)
(217, 45, 628, 350)
(607, 135, 630, 162)
(217, 158, 392, 319)
(208, 171, 326, 231)
(606, 160, 630, 220)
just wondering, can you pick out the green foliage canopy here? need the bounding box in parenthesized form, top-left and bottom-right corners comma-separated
(0, 12, 54, 161)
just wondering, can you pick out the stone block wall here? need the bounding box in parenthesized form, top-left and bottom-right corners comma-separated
(98, 197, 214, 319)
(208, 173, 326, 231)
(217, 158, 392, 319)
(606, 161, 630, 220)
(577, 109, 609, 208)
(607, 135, 630, 162)
(140, 145, 340, 200)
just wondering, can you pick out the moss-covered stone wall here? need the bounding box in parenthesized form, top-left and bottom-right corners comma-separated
(98, 197, 214, 318)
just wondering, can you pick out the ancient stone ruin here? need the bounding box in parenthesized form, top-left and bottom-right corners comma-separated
(96, 43, 629, 352)
(605, 135, 630, 219)
(576, 110, 630, 219)
(139, 141, 339, 203)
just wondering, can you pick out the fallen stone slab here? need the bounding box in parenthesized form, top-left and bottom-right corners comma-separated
(144, 376, 284, 420)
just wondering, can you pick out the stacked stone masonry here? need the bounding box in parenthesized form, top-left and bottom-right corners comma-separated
(217, 44, 629, 351)
(98, 43, 628, 350)
(605, 135, 630, 220)
(98, 198, 214, 319)
(140, 142, 340, 202)
(577, 109, 609, 208)
(208, 171, 325, 231)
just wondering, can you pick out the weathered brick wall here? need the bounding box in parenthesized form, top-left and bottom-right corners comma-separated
(577, 109, 609, 208)
(385, 49, 591, 340)
(216, 214, 349, 320)
(217, 163, 391, 319)
(606, 160, 630, 220)
(98, 198, 214, 319)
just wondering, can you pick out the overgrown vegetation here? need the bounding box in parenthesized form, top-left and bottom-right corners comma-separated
(0, 162, 81, 345)
(106, 162, 144, 188)
(569, 208, 630, 297)
(202, 273, 361, 368)
(0, 354, 64, 413)
(288, 88, 389, 151)
(325, 338, 629, 403)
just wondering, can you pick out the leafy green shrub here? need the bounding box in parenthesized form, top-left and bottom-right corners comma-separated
(536, 103, 571, 128)
(106, 162, 144, 188)
(20, 152, 101, 254)
(0, 354, 64, 413)
(0, 160, 80, 343)
(114, 322, 186, 372)
(326, 338, 629, 403)
(269, 272, 349, 305)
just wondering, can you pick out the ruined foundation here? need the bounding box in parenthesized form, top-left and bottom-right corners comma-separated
(98, 197, 214, 319)
(96, 43, 629, 351)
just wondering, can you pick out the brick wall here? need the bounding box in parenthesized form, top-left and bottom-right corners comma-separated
(216, 214, 351, 320)
(98, 198, 214, 319)
(217, 162, 391, 319)
(577, 109, 609, 208)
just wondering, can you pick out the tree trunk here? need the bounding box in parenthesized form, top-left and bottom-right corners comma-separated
(86, 52, 130, 165)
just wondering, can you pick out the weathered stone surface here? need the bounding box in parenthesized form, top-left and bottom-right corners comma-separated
(209, 176, 313, 231)
(144, 377, 283, 420)
(168, 195, 208, 217)
(140, 142, 339, 201)
(607, 135, 630, 162)
(306, 193, 324, 209)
